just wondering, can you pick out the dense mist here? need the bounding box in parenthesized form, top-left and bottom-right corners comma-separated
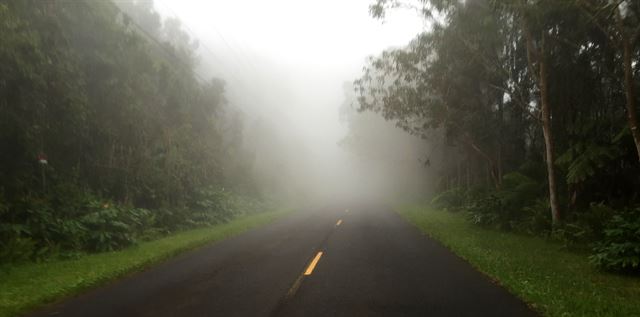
(126, 0, 433, 203)
(2, 1, 639, 315)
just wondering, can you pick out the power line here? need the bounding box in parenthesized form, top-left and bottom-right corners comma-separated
(152, 0, 267, 109)
(156, 0, 261, 76)
(112, 0, 267, 112)
(112, 0, 256, 89)
(110, 1, 211, 82)
(154, 0, 254, 81)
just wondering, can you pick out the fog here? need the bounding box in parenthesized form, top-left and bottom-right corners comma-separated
(151, 0, 434, 203)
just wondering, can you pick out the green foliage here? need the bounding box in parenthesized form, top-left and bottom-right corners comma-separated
(0, 0, 266, 264)
(0, 187, 152, 259)
(399, 205, 640, 317)
(190, 188, 239, 225)
(0, 237, 36, 264)
(0, 183, 267, 263)
(500, 172, 541, 204)
(80, 203, 152, 252)
(0, 209, 291, 317)
(430, 187, 468, 211)
(590, 208, 640, 272)
(515, 198, 552, 235)
(356, 0, 640, 242)
(464, 172, 544, 230)
(466, 194, 506, 228)
(431, 179, 639, 274)
(553, 203, 615, 248)
(556, 121, 624, 186)
(149, 188, 268, 232)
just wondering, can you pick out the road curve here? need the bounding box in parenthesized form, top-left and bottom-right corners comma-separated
(29, 205, 536, 317)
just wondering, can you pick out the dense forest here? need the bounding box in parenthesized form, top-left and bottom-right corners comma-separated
(2, 0, 639, 275)
(355, 0, 640, 271)
(0, 0, 266, 262)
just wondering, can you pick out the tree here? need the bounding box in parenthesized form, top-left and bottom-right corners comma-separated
(0, 0, 263, 258)
(358, 0, 640, 226)
(577, 0, 640, 162)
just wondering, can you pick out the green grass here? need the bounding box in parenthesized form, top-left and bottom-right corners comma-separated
(397, 204, 640, 317)
(0, 209, 292, 317)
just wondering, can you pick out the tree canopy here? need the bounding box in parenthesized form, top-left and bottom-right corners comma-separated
(0, 0, 261, 258)
(356, 0, 639, 223)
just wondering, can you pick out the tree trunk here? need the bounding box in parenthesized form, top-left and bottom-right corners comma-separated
(582, 2, 640, 162)
(464, 136, 500, 190)
(466, 155, 471, 189)
(621, 35, 640, 162)
(523, 21, 561, 225)
(457, 159, 462, 188)
(538, 44, 561, 225)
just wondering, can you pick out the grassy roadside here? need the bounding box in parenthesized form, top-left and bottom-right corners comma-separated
(397, 204, 640, 317)
(0, 208, 293, 317)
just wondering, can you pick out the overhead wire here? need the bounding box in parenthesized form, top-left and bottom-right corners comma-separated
(110, 0, 265, 111)
(156, 0, 261, 76)
(153, 0, 265, 107)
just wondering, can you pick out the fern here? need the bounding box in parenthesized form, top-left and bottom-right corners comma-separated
(556, 142, 621, 185)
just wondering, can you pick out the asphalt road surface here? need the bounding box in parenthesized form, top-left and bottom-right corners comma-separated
(29, 205, 537, 317)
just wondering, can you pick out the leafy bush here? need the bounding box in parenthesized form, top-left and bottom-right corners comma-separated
(149, 187, 266, 232)
(153, 207, 188, 232)
(0, 236, 37, 263)
(590, 208, 640, 272)
(191, 187, 237, 225)
(0, 196, 59, 262)
(431, 187, 469, 211)
(80, 202, 152, 252)
(553, 203, 615, 248)
(187, 187, 265, 227)
(0, 189, 156, 260)
(499, 172, 541, 208)
(465, 172, 543, 231)
(466, 194, 506, 228)
(516, 198, 551, 235)
(0, 182, 264, 264)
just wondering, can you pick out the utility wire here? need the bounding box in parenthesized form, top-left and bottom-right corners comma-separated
(110, 0, 245, 86)
(153, 0, 264, 108)
(152, 0, 266, 109)
(156, 0, 261, 76)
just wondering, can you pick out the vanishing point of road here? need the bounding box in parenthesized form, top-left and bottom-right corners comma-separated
(29, 205, 537, 317)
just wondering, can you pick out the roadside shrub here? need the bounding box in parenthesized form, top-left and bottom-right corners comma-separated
(0, 183, 263, 263)
(499, 172, 541, 208)
(590, 208, 640, 273)
(431, 187, 468, 211)
(553, 203, 615, 248)
(465, 172, 542, 231)
(466, 194, 506, 228)
(516, 198, 552, 235)
(465, 185, 490, 202)
(0, 196, 35, 262)
(188, 187, 236, 226)
(151, 187, 265, 232)
(0, 236, 37, 263)
(153, 207, 187, 232)
(80, 201, 152, 252)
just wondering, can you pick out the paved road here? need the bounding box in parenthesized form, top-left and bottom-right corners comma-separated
(30, 205, 536, 317)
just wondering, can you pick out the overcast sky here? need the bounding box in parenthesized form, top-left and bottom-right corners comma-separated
(154, 0, 424, 145)
(147, 0, 429, 199)
(150, 0, 428, 199)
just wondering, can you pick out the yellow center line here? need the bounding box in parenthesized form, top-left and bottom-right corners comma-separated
(336, 219, 342, 226)
(304, 251, 324, 276)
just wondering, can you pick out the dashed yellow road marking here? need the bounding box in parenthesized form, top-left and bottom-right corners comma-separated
(304, 252, 324, 275)
(336, 219, 342, 226)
